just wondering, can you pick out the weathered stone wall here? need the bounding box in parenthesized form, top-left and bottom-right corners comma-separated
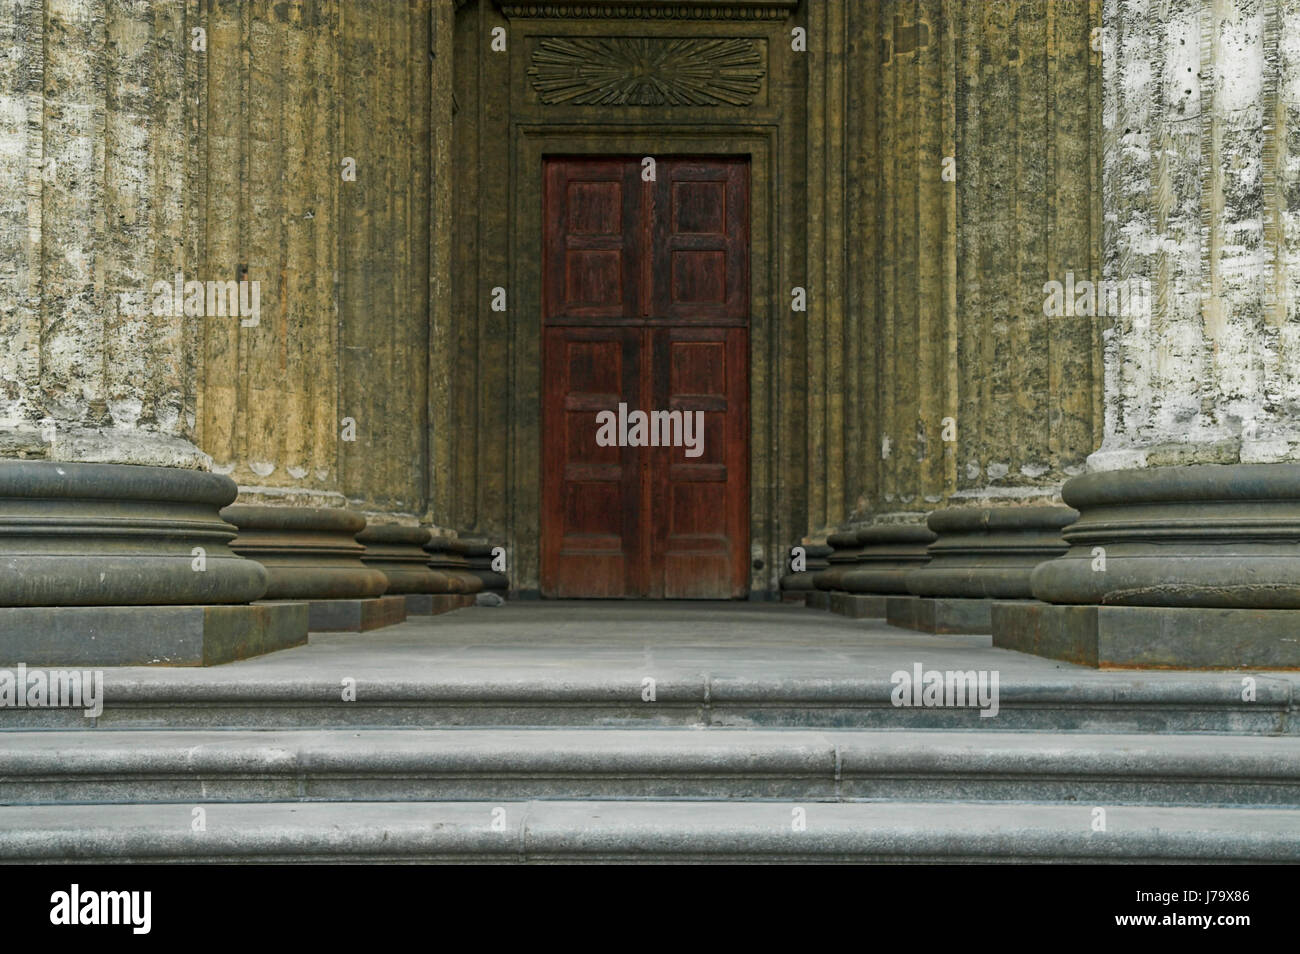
(1095, 0, 1300, 470)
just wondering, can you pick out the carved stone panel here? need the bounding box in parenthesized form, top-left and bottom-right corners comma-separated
(527, 36, 766, 106)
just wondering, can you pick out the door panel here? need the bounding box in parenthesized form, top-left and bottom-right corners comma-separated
(544, 159, 643, 323)
(649, 326, 749, 598)
(541, 327, 643, 598)
(542, 156, 749, 599)
(652, 160, 749, 324)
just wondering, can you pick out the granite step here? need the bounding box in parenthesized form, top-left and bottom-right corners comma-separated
(1, 669, 1294, 734)
(1, 799, 1295, 863)
(3, 727, 1299, 806)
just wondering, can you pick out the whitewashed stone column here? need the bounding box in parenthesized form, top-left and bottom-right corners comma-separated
(1014, 0, 1300, 668)
(1088, 0, 1300, 471)
(0, 0, 206, 468)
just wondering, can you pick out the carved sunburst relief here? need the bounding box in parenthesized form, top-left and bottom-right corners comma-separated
(527, 36, 765, 106)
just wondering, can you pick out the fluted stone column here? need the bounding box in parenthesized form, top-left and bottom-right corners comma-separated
(996, 0, 1300, 669)
(801, 2, 1103, 624)
(0, 0, 303, 665)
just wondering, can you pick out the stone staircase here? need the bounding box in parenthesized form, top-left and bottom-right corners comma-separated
(2, 605, 1299, 863)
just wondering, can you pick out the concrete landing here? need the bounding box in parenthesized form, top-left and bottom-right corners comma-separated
(2, 601, 1296, 733)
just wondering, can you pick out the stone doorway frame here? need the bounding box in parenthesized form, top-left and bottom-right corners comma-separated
(446, 1, 809, 598)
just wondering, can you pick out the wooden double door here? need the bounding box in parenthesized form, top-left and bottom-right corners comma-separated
(541, 157, 750, 598)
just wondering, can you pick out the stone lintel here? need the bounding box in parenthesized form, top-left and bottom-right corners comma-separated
(992, 601, 1300, 671)
(0, 602, 307, 667)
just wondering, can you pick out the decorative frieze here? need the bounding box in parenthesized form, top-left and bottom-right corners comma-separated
(528, 36, 764, 106)
(502, 2, 795, 21)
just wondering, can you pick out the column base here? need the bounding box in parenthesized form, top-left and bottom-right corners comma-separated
(906, 504, 1076, 600)
(1031, 464, 1300, 608)
(884, 595, 1030, 635)
(828, 593, 889, 618)
(403, 593, 475, 615)
(286, 596, 407, 633)
(816, 524, 934, 594)
(0, 461, 267, 606)
(804, 591, 831, 611)
(992, 601, 1300, 670)
(424, 537, 486, 594)
(779, 543, 832, 593)
(462, 541, 510, 593)
(0, 602, 307, 667)
(223, 506, 389, 600)
(358, 525, 456, 596)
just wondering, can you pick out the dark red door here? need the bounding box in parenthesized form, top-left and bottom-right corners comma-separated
(542, 157, 749, 598)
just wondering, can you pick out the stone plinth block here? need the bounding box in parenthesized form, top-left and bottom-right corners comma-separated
(779, 542, 832, 592)
(404, 593, 475, 615)
(356, 525, 455, 594)
(1032, 464, 1300, 609)
(0, 460, 267, 607)
(817, 525, 935, 594)
(993, 601, 1300, 670)
(424, 537, 485, 594)
(462, 541, 509, 593)
(884, 595, 1024, 635)
(804, 591, 831, 611)
(829, 593, 890, 619)
(297, 595, 407, 632)
(222, 506, 388, 601)
(907, 505, 1077, 600)
(0, 602, 306, 667)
